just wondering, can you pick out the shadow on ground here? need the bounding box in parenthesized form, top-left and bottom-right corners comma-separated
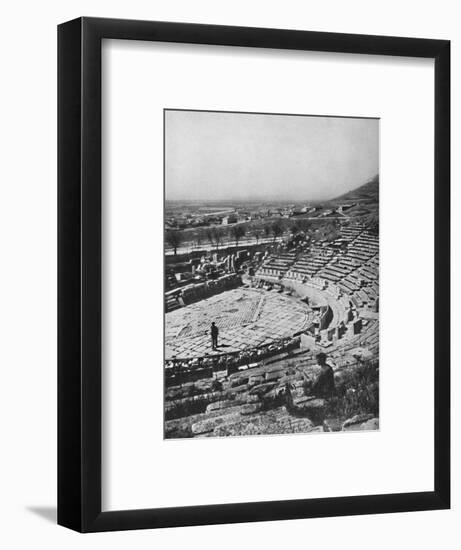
(27, 506, 57, 524)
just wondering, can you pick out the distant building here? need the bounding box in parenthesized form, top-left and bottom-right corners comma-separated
(222, 214, 238, 225)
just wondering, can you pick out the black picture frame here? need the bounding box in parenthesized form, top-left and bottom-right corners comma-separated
(58, 17, 450, 532)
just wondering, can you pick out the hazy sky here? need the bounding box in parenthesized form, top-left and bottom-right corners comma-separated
(165, 110, 379, 202)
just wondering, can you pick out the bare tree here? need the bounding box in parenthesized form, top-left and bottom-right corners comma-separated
(271, 221, 283, 244)
(263, 224, 271, 242)
(165, 230, 182, 255)
(231, 225, 245, 247)
(290, 223, 300, 236)
(299, 219, 311, 234)
(206, 228, 214, 251)
(211, 227, 222, 253)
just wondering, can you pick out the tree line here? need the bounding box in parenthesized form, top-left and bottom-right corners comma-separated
(165, 217, 343, 255)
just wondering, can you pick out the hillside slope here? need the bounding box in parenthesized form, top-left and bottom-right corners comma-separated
(334, 174, 379, 203)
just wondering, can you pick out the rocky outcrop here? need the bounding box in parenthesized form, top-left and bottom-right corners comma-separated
(191, 412, 242, 435)
(323, 418, 343, 432)
(359, 417, 379, 431)
(212, 407, 315, 437)
(342, 413, 378, 431)
(165, 355, 379, 438)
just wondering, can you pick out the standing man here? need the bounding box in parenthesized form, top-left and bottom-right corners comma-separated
(210, 322, 219, 350)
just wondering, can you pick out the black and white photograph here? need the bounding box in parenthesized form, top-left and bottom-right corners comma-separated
(0, 1, 453, 544)
(164, 109, 380, 438)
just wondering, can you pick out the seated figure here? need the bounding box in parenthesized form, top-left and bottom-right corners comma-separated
(311, 352, 335, 398)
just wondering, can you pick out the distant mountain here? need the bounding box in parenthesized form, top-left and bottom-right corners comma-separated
(333, 174, 379, 203)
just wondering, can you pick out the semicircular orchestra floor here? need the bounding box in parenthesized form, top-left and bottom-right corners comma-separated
(165, 287, 313, 359)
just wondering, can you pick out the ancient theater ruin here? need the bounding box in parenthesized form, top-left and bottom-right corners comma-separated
(164, 219, 379, 438)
